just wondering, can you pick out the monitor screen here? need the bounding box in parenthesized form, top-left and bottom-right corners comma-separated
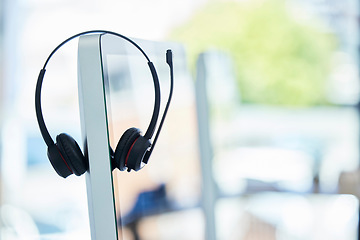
(100, 33, 203, 240)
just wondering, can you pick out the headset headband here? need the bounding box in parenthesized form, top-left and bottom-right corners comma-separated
(35, 30, 161, 148)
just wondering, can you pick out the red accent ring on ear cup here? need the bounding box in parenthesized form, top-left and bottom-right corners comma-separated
(57, 148, 74, 174)
(125, 137, 139, 167)
(114, 128, 141, 171)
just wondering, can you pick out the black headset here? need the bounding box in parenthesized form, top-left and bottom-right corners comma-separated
(35, 30, 174, 178)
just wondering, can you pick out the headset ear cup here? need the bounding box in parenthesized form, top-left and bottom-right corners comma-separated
(56, 133, 88, 176)
(114, 128, 141, 171)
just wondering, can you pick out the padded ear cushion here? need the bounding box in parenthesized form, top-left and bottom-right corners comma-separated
(126, 136, 151, 172)
(56, 133, 88, 176)
(47, 144, 73, 178)
(114, 128, 141, 171)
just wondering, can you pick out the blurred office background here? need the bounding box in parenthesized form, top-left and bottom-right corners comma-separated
(1, 0, 360, 239)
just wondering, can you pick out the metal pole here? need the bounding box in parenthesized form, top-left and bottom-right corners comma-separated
(195, 52, 217, 240)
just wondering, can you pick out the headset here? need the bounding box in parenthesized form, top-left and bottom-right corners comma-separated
(35, 30, 174, 178)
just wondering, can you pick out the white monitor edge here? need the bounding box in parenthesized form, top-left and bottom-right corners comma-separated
(77, 34, 118, 240)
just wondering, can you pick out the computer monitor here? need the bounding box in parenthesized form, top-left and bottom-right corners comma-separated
(78, 33, 201, 240)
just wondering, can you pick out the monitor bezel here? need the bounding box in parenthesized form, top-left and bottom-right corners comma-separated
(78, 33, 118, 240)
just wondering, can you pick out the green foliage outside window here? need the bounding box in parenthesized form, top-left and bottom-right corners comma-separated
(171, 0, 336, 106)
